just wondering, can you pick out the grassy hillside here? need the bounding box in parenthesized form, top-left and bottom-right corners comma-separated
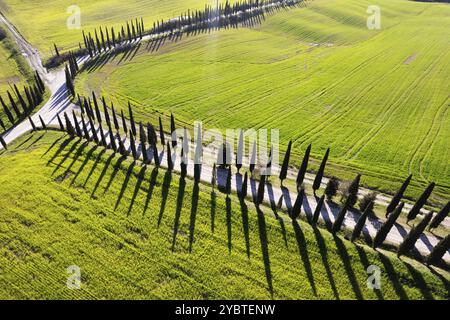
(0, 0, 240, 57)
(0, 131, 448, 299)
(74, 0, 450, 205)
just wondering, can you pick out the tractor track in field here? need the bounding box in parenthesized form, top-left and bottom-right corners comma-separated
(0, 4, 449, 267)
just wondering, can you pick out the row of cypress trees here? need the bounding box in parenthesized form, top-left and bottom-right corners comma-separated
(0, 72, 45, 132)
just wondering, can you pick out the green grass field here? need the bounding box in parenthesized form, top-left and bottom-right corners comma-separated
(0, 130, 448, 299)
(0, 0, 241, 57)
(73, 0, 450, 205)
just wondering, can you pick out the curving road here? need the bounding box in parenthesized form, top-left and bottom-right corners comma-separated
(0, 9, 448, 264)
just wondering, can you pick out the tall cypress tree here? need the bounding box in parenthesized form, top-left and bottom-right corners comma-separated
(64, 112, 76, 137)
(159, 116, 165, 146)
(312, 195, 325, 226)
(373, 202, 405, 249)
(225, 166, 232, 196)
(81, 113, 90, 140)
(0, 135, 7, 150)
(128, 102, 137, 136)
(39, 115, 46, 130)
(279, 140, 292, 184)
(332, 197, 350, 234)
(88, 116, 99, 144)
(0, 116, 5, 131)
(170, 113, 177, 148)
(249, 140, 256, 175)
(7, 90, 21, 118)
(111, 104, 120, 130)
(427, 234, 450, 266)
(350, 203, 372, 242)
(117, 132, 127, 156)
(129, 130, 138, 160)
(344, 174, 361, 208)
(93, 92, 102, 123)
(147, 123, 157, 147)
(28, 116, 36, 131)
(180, 141, 187, 177)
(153, 144, 160, 167)
(120, 110, 128, 135)
(72, 111, 82, 137)
(291, 188, 304, 220)
(236, 129, 244, 173)
(240, 171, 248, 199)
(406, 182, 435, 222)
(429, 201, 450, 230)
(386, 174, 412, 217)
(313, 148, 330, 195)
(140, 123, 149, 164)
(14, 84, 27, 113)
(0, 95, 14, 124)
(102, 97, 111, 128)
(167, 142, 173, 170)
(57, 114, 65, 131)
(256, 174, 266, 206)
(398, 211, 434, 257)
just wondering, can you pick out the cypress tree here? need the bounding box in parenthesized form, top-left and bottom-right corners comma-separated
(313, 148, 330, 195)
(111, 104, 120, 130)
(117, 133, 127, 156)
(159, 116, 165, 145)
(344, 174, 361, 208)
(167, 142, 173, 170)
(64, 113, 76, 137)
(279, 140, 292, 184)
(332, 197, 350, 234)
(225, 166, 232, 196)
(291, 188, 304, 220)
(324, 176, 339, 201)
(429, 201, 450, 230)
(14, 84, 27, 113)
(211, 163, 217, 192)
(147, 123, 157, 147)
(1, 95, 14, 123)
(256, 174, 266, 206)
(28, 116, 36, 131)
(140, 123, 149, 164)
(312, 195, 325, 226)
(386, 174, 412, 217)
(350, 203, 372, 242)
(102, 97, 111, 128)
(153, 144, 160, 167)
(249, 140, 257, 175)
(0, 116, 4, 131)
(99, 124, 108, 146)
(373, 202, 405, 249)
(427, 234, 450, 267)
(120, 110, 128, 135)
(65, 65, 75, 97)
(39, 115, 46, 130)
(180, 141, 187, 177)
(241, 171, 248, 199)
(81, 113, 90, 140)
(194, 164, 201, 183)
(77, 95, 84, 114)
(128, 102, 136, 136)
(24, 86, 33, 109)
(236, 129, 244, 173)
(7, 90, 21, 118)
(407, 182, 435, 222)
(35, 71, 45, 93)
(0, 135, 7, 149)
(129, 130, 138, 160)
(265, 145, 273, 176)
(108, 129, 117, 152)
(88, 116, 99, 144)
(54, 43, 60, 57)
(398, 211, 433, 257)
(57, 114, 65, 131)
(93, 92, 102, 123)
(72, 112, 82, 137)
(170, 113, 177, 147)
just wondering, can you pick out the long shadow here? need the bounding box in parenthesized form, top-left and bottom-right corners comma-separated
(51, 139, 81, 175)
(313, 227, 340, 300)
(189, 183, 200, 252)
(41, 135, 65, 158)
(172, 176, 186, 252)
(226, 196, 233, 253)
(91, 152, 115, 197)
(239, 198, 251, 258)
(210, 191, 217, 233)
(354, 245, 384, 300)
(62, 141, 89, 177)
(143, 168, 159, 216)
(103, 156, 127, 194)
(377, 251, 409, 300)
(157, 170, 173, 227)
(127, 166, 147, 216)
(82, 148, 106, 187)
(292, 220, 317, 297)
(404, 262, 434, 300)
(333, 235, 364, 300)
(256, 206, 273, 297)
(114, 161, 135, 210)
(71, 145, 98, 186)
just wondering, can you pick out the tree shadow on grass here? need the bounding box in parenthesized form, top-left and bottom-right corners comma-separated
(51, 139, 81, 175)
(404, 262, 434, 300)
(210, 191, 217, 233)
(189, 182, 200, 252)
(91, 152, 115, 198)
(292, 219, 317, 297)
(226, 196, 233, 253)
(143, 167, 159, 216)
(377, 251, 409, 300)
(267, 184, 288, 248)
(256, 206, 273, 297)
(172, 176, 186, 252)
(114, 161, 135, 211)
(333, 235, 364, 300)
(158, 170, 172, 227)
(354, 245, 384, 300)
(44, 136, 72, 162)
(127, 166, 147, 216)
(313, 227, 340, 300)
(82, 148, 106, 187)
(62, 141, 89, 177)
(104, 155, 127, 194)
(239, 198, 251, 258)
